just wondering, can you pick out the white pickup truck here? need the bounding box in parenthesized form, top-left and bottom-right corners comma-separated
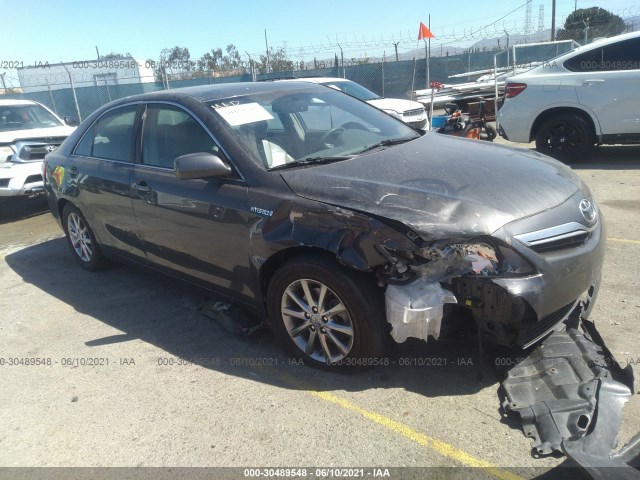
(0, 99, 76, 199)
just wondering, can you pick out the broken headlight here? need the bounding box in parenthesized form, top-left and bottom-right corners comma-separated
(0, 146, 15, 163)
(410, 240, 536, 281)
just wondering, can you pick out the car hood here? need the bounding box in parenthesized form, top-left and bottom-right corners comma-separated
(280, 134, 583, 239)
(0, 125, 75, 144)
(367, 97, 424, 114)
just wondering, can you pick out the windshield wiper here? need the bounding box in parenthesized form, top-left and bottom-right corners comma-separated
(356, 136, 417, 154)
(270, 156, 353, 171)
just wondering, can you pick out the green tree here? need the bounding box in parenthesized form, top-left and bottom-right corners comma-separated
(197, 48, 223, 72)
(154, 46, 195, 82)
(258, 46, 294, 74)
(222, 44, 243, 71)
(102, 52, 132, 59)
(556, 7, 626, 43)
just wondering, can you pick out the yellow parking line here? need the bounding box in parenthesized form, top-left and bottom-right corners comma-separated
(260, 367, 525, 480)
(608, 237, 640, 245)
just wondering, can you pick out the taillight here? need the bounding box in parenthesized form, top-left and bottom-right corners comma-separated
(505, 82, 527, 98)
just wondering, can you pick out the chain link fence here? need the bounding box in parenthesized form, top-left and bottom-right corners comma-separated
(1, 9, 637, 121)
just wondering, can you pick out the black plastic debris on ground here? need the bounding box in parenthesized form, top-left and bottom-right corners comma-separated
(201, 300, 265, 337)
(501, 319, 640, 479)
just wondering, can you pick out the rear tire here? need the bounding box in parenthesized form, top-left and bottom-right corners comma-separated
(62, 204, 107, 271)
(267, 254, 388, 371)
(535, 113, 594, 161)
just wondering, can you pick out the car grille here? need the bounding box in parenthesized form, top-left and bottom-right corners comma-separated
(514, 222, 593, 254)
(522, 301, 575, 347)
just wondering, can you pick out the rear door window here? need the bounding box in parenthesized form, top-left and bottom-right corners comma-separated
(74, 105, 138, 162)
(564, 37, 640, 72)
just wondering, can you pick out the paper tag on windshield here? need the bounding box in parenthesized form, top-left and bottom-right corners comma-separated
(214, 102, 273, 126)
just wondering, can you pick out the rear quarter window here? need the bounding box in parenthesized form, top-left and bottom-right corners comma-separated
(564, 37, 640, 72)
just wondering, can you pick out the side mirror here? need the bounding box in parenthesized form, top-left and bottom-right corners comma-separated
(64, 116, 79, 127)
(174, 152, 232, 180)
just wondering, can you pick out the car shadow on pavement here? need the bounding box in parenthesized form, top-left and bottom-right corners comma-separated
(522, 144, 640, 170)
(0, 195, 49, 225)
(6, 238, 505, 401)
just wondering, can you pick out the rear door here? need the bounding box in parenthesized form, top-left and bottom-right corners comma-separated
(565, 36, 640, 135)
(69, 104, 146, 260)
(129, 102, 254, 302)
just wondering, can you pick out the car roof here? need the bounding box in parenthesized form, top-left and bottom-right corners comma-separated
(286, 77, 352, 84)
(121, 81, 323, 104)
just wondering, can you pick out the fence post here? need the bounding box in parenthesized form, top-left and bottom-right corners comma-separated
(104, 78, 112, 102)
(60, 62, 82, 122)
(382, 53, 385, 97)
(45, 78, 58, 115)
(411, 57, 416, 100)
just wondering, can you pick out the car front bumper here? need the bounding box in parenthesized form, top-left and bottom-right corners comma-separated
(0, 161, 44, 197)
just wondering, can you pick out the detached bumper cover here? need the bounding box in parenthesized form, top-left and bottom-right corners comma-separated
(502, 320, 640, 478)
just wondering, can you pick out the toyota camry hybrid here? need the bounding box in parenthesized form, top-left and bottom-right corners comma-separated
(43, 81, 604, 370)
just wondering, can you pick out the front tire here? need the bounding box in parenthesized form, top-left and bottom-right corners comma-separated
(267, 254, 388, 371)
(535, 113, 593, 161)
(62, 204, 107, 271)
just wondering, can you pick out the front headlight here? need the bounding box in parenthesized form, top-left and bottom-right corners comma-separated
(409, 239, 536, 281)
(0, 146, 15, 164)
(383, 109, 402, 120)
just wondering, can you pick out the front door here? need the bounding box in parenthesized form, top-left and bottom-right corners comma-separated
(130, 103, 254, 302)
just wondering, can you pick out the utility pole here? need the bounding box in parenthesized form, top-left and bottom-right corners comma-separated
(264, 29, 270, 74)
(392, 42, 400, 61)
(95, 46, 100, 60)
(551, 0, 556, 41)
(0, 73, 6, 94)
(583, 19, 590, 44)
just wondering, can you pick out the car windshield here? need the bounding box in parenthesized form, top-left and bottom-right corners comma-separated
(0, 104, 63, 131)
(319, 80, 380, 101)
(207, 87, 419, 171)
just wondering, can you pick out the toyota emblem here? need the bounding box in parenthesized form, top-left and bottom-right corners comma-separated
(579, 199, 597, 224)
(45, 145, 57, 153)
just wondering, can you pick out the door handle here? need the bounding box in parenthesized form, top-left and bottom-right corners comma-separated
(583, 79, 605, 85)
(131, 181, 152, 192)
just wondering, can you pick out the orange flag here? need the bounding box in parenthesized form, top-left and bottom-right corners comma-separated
(418, 22, 435, 40)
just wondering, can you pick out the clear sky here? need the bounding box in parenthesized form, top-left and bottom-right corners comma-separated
(2, 0, 639, 85)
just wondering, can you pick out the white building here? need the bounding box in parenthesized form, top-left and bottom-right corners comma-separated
(17, 57, 155, 93)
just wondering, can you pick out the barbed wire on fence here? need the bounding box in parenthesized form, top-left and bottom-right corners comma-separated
(1, 5, 637, 120)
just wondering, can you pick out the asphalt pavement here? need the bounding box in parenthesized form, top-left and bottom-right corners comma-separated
(1, 143, 639, 479)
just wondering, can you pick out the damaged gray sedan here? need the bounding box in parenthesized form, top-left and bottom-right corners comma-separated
(43, 81, 604, 371)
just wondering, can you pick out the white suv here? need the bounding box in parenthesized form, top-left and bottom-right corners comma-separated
(498, 31, 640, 160)
(294, 77, 428, 129)
(0, 99, 76, 198)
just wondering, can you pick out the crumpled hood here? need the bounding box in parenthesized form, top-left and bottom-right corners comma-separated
(0, 125, 75, 144)
(367, 97, 425, 114)
(280, 133, 583, 239)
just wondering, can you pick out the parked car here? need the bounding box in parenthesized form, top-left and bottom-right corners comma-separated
(0, 99, 76, 199)
(294, 77, 428, 129)
(44, 82, 603, 370)
(497, 31, 640, 160)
